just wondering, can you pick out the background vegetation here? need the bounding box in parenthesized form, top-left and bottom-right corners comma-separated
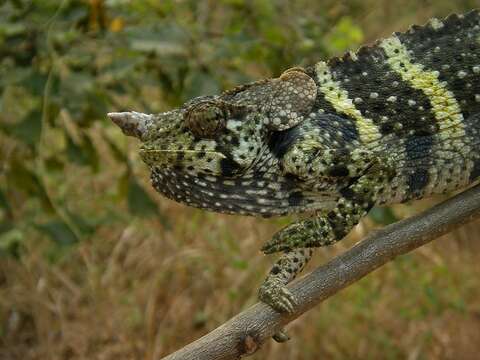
(1, 0, 480, 359)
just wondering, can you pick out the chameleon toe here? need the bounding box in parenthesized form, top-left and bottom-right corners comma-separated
(272, 329, 291, 343)
(258, 278, 297, 313)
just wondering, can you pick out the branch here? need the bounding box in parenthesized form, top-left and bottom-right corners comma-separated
(161, 185, 480, 360)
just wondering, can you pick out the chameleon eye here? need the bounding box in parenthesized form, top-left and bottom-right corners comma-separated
(185, 101, 226, 138)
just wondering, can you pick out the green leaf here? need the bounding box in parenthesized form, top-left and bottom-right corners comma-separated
(81, 134, 99, 172)
(231, 258, 248, 270)
(104, 136, 128, 163)
(325, 17, 364, 54)
(0, 188, 11, 215)
(0, 228, 24, 258)
(9, 109, 42, 146)
(127, 176, 159, 217)
(65, 209, 96, 237)
(84, 89, 109, 124)
(127, 23, 189, 57)
(36, 219, 79, 246)
(7, 159, 53, 212)
(66, 133, 99, 171)
(183, 71, 221, 101)
(20, 71, 48, 97)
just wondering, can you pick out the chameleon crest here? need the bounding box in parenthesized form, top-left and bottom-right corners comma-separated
(110, 10, 480, 335)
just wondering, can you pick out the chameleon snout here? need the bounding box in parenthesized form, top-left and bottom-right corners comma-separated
(108, 111, 153, 140)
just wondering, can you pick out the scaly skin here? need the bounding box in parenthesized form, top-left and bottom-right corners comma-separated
(109, 11, 480, 325)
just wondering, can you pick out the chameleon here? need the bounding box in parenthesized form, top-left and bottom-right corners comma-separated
(108, 10, 480, 324)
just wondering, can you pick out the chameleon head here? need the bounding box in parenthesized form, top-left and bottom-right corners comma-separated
(108, 96, 267, 179)
(108, 67, 330, 216)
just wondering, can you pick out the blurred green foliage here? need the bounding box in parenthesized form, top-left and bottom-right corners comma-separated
(0, 0, 369, 257)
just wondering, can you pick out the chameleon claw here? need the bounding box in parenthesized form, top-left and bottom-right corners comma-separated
(272, 329, 291, 343)
(258, 278, 297, 313)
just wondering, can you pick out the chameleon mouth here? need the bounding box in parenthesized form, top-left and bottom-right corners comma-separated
(150, 167, 334, 217)
(139, 148, 227, 172)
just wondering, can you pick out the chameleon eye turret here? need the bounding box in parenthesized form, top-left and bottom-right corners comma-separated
(185, 101, 227, 139)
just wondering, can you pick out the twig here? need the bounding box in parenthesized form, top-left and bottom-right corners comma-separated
(161, 184, 480, 360)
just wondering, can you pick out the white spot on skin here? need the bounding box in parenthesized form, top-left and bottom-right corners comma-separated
(473, 66, 480, 74)
(226, 119, 242, 130)
(429, 18, 444, 30)
(354, 97, 363, 104)
(476, 95, 480, 102)
(408, 99, 416, 106)
(370, 92, 379, 99)
(457, 70, 467, 79)
(387, 96, 397, 102)
(362, 71, 368, 76)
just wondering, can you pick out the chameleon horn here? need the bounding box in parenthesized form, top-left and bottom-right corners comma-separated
(107, 111, 153, 139)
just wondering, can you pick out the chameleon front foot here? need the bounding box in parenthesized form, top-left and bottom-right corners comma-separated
(258, 278, 297, 313)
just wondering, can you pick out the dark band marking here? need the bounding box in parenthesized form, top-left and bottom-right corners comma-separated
(268, 112, 360, 159)
(470, 159, 480, 182)
(466, 113, 480, 181)
(407, 168, 430, 194)
(404, 135, 434, 194)
(396, 11, 480, 118)
(331, 45, 438, 138)
(328, 164, 349, 177)
(268, 126, 302, 158)
(220, 157, 241, 177)
(288, 191, 304, 206)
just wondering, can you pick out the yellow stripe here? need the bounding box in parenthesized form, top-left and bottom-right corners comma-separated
(379, 36, 465, 138)
(315, 61, 382, 143)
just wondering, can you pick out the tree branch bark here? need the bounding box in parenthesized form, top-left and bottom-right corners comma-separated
(161, 185, 480, 360)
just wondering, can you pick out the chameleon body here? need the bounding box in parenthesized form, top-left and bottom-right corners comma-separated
(109, 11, 480, 317)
